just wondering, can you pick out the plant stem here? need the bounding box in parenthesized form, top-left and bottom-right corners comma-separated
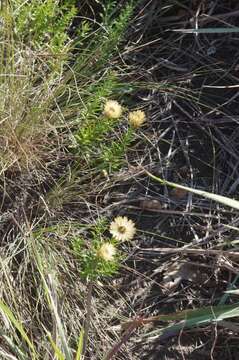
(82, 280, 93, 356)
(104, 320, 140, 360)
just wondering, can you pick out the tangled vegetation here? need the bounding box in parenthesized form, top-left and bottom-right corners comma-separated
(1, 1, 239, 359)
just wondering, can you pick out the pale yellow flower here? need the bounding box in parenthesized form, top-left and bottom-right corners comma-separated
(109, 216, 136, 242)
(97, 243, 116, 261)
(104, 100, 122, 119)
(128, 110, 146, 128)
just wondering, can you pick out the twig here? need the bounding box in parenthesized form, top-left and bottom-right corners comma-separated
(82, 281, 93, 356)
(140, 247, 239, 258)
(104, 319, 141, 360)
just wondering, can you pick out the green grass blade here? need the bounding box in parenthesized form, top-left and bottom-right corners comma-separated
(147, 303, 239, 338)
(33, 247, 72, 360)
(219, 274, 239, 305)
(145, 170, 239, 210)
(1, 334, 27, 360)
(76, 327, 84, 360)
(174, 27, 239, 34)
(163, 303, 239, 334)
(47, 332, 65, 360)
(160, 303, 239, 322)
(225, 289, 239, 295)
(0, 300, 36, 357)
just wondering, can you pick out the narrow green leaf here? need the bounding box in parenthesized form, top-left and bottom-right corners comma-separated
(147, 303, 239, 339)
(32, 247, 72, 360)
(162, 303, 239, 322)
(225, 289, 239, 295)
(163, 303, 239, 334)
(0, 300, 36, 356)
(145, 170, 239, 210)
(47, 332, 65, 360)
(174, 27, 239, 34)
(219, 274, 239, 305)
(76, 327, 84, 360)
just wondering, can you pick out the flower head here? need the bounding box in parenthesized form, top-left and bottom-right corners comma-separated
(104, 100, 122, 119)
(110, 216, 136, 242)
(128, 110, 146, 128)
(97, 242, 116, 261)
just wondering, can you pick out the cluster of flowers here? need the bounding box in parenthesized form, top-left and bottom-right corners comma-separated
(104, 100, 146, 128)
(97, 216, 136, 262)
(97, 99, 143, 262)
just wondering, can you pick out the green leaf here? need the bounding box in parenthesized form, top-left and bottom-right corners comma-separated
(174, 27, 239, 34)
(33, 248, 72, 360)
(0, 300, 36, 357)
(47, 332, 65, 360)
(146, 303, 239, 338)
(225, 289, 239, 295)
(163, 303, 239, 334)
(76, 327, 84, 360)
(145, 170, 239, 210)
